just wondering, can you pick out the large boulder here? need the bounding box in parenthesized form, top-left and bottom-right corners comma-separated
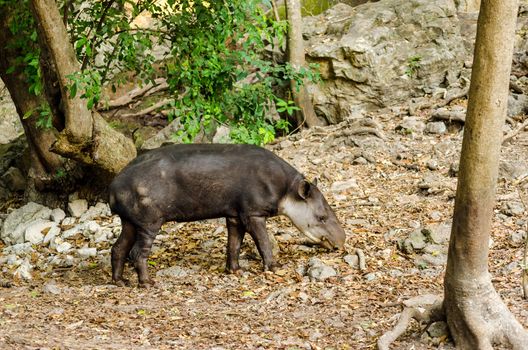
(304, 0, 466, 123)
(1, 202, 52, 245)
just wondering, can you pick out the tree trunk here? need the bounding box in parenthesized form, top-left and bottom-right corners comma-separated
(444, 0, 528, 348)
(285, 0, 324, 128)
(29, 0, 136, 175)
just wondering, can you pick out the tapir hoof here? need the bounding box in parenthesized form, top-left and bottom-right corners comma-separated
(138, 279, 156, 288)
(226, 267, 244, 276)
(113, 278, 129, 287)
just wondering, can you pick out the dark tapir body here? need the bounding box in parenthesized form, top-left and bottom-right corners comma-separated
(109, 143, 345, 287)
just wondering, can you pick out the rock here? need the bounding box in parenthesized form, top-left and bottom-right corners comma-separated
(141, 120, 184, 150)
(1, 202, 52, 245)
(426, 222, 451, 245)
(14, 259, 32, 280)
(2, 242, 34, 256)
(396, 117, 426, 134)
(79, 202, 111, 222)
(426, 159, 439, 170)
(43, 225, 61, 246)
(343, 254, 359, 268)
(364, 272, 378, 281)
(425, 121, 447, 134)
(55, 242, 73, 253)
(306, 258, 337, 281)
(24, 220, 56, 244)
(352, 156, 368, 165)
(499, 161, 528, 180)
(212, 125, 232, 143)
(510, 230, 526, 244)
(331, 178, 358, 192)
(2, 167, 26, 192)
(62, 217, 77, 226)
(304, 0, 465, 122)
(507, 93, 528, 117)
(43, 281, 61, 295)
(500, 201, 525, 216)
(156, 266, 189, 278)
(68, 199, 88, 218)
(77, 247, 97, 259)
(426, 321, 449, 338)
(429, 211, 442, 221)
(399, 229, 427, 253)
(50, 208, 66, 223)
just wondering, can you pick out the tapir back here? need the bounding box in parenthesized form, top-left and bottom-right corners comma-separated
(109, 144, 300, 226)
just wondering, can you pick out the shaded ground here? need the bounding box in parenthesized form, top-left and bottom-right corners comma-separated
(1, 104, 528, 349)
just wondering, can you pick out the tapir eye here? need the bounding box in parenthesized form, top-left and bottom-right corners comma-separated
(318, 216, 327, 224)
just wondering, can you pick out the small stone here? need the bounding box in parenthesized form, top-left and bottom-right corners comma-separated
(331, 179, 358, 192)
(43, 281, 61, 295)
(510, 230, 526, 244)
(68, 199, 88, 218)
(353, 156, 368, 165)
(427, 321, 449, 338)
(429, 211, 442, 221)
(50, 208, 66, 223)
(426, 159, 439, 170)
(79, 202, 111, 222)
(408, 220, 421, 229)
(343, 254, 359, 268)
(425, 121, 447, 134)
(307, 264, 337, 281)
(397, 117, 426, 133)
(14, 259, 32, 280)
(62, 217, 77, 226)
(280, 139, 293, 149)
(500, 201, 525, 216)
(77, 247, 97, 259)
(364, 272, 378, 281)
(56, 242, 73, 253)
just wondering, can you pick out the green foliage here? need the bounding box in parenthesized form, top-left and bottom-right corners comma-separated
(2, 0, 319, 145)
(405, 55, 422, 78)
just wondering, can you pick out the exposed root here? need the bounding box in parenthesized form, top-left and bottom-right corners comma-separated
(103, 78, 168, 110)
(503, 117, 528, 144)
(120, 98, 172, 118)
(431, 108, 466, 123)
(377, 294, 444, 350)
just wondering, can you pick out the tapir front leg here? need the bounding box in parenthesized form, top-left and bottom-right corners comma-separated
(245, 216, 277, 272)
(226, 217, 245, 274)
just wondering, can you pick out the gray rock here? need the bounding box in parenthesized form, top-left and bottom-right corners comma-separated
(307, 264, 337, 281)
(14, 259, 32, 280)
(427, 321, 449, 338)
(212, 125, 232, 143)
(501, 201, 525, 216)
(331, 178, 358, 192)
(43, 281, 61, 295)
(3, 242, 34, 256)
(343, 254, 359, 268)
(55, 242, 73, 253)
(79, 202, 111, 222)
(507, 93, 528, 117)
(43, 225, 61, 246)
(68, 199, 88, 218)
(50, 208, 66, 223)
(24, 220, 56, 244)
(426, 222, 452, 244)
(364, 272, 378, 281)
(499, 161, 528, 180)
(1, 202, 52, 245)
(397, 117, 426, 133)
(141, 120, 184, 150)
(426, 159, 439, 170)
(62, 217, 77, 226)
(156, 266, 189, 278)
(77, 247, 97, 259)
(399, 229, 427, 253)
(304, 0, 465, 122)
(425, 121, 447, 134)
(510, 230, 526, 244)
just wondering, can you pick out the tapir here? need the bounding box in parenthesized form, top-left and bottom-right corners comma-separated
(108, 143, 346, 287)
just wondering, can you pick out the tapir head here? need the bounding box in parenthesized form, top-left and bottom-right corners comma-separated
(279, 178, 346, 250)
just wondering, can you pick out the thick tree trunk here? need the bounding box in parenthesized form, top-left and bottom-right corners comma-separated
(444, 0, 528, 348)
(29, 0, 136, 174)
(285, 0, 323, 128)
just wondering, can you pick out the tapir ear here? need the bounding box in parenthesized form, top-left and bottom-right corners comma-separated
(298, 180, 312, 199)
(312, 177, 319, 187)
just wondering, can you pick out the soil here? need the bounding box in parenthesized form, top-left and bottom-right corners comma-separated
(1, 102, 528, 349)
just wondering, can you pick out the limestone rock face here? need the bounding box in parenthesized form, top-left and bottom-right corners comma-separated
(304, 0, 466, 123)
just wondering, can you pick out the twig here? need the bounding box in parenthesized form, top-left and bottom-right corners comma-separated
(103, 78, 168, 109)
(502, 116, 528, 144)
(120, 98, 172, 118)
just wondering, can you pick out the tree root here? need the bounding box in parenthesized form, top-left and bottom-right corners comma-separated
(120, 98, 172, 118)
(377, 294, 444, 350)
(380, 285, 528, 349)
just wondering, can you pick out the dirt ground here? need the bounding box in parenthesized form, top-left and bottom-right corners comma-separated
(1, 105, 527, 349)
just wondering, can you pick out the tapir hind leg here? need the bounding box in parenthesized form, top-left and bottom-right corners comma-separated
(245, 216, 277, 272)
(129, 227, 158, 288)
(111, 218, 136, 286)
(226, 217, 245, 274)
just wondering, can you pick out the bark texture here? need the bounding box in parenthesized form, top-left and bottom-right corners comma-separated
(285, 0, 323, 128)
(29, 0, 136, 173)
(444, 0, 528, 348)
